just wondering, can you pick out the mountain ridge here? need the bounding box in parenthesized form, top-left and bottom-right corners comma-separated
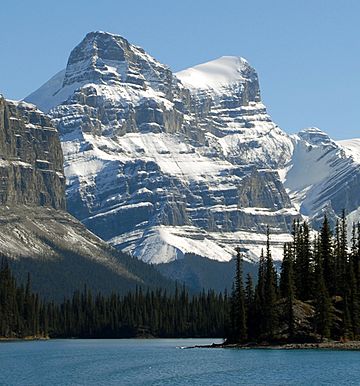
(24, 31, 360, 266)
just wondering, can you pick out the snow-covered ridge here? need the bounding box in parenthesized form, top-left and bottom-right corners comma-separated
(283, 129, 360, 227)
(337, 138, 360, 164)
(176, 56, 254, 91)
(25, 69, 68, 113)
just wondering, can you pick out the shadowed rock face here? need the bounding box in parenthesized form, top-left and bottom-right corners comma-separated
(0, 95, 173, 299)
(0, 97, 65, 209)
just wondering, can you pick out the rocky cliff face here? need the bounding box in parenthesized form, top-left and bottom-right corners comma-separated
(176, 56, 293, 168)
(25, 31, 360, 265)
(0, 94, 171, 298)
(0, 97, 65, 209)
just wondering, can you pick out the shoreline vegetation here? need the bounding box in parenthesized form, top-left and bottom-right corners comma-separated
(0, 259, 226, 340)
(193, 340, 360, 350)
(225, 214, 360, 347)
(0, 335, 49, 342)
(3, 336, 360, 351)
(2, 214, 360, 348)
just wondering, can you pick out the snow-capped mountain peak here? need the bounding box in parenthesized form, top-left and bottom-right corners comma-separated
(297, 127, 334, 146)
(25, 31, 360, 265)
(176, 56, 256, 92)
(337, 138, 360, 164)
(63, 31, 168, 89)
(26, 31, 175, 113)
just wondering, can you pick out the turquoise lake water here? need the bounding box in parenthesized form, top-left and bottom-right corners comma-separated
(1, 339, 360, 385)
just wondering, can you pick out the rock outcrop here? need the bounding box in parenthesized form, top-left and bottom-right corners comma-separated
(0, 97, 65, 209)
(0, 95, 171, 299)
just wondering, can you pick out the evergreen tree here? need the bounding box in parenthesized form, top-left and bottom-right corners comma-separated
(320, 216, 335, 296)
(229, 247, 247, 342)
(245, 273, 255, 339)
(280, 243, 293, 298)
(280, 243, 295, 338)
(347, 252, 360, 338)
(254, 248, 266, 337)
(263, 227, 278, 339)
(335, 211, 348, 297)
(314, 244, 332, 340)
(4, 213, 360, 344)
(297, 222, 313, 300)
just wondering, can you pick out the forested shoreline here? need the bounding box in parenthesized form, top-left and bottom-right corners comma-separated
(227, 213, 360, 344)
(0, 260, 227, 339)
(2, 213, 360, 343)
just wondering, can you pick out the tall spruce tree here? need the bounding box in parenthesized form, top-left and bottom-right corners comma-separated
(254, 248, 266, 338)
(314, 236, 332, 340)
(245, 273, 255, 339)
(280, 243, 293, 298)
(347, 248, 360, 338)
(298, 222, 313, 300)
(334, 211, 348, 297)
(320, 216, 335, 296)
(229, 247, 247, 342)
(263, 227, 278, 339)
(280, 243, 295, 338)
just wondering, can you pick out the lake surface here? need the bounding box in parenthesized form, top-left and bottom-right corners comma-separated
(1, 339, 360, 385)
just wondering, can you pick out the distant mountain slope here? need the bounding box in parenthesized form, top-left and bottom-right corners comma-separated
(157, 253, 259, 293)
(0, 95, 172, 299)
(281, 128, 360, 228)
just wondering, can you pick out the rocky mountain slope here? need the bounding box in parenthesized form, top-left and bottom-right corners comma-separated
(25, 31, 360, 266)
(282, 128, 360, 230)
(0, 95, 172, 299)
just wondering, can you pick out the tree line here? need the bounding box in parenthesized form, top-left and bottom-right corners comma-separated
(2, 213, 360, 342)
(0, 259, 227, 339)
(228, 213, 360, 344)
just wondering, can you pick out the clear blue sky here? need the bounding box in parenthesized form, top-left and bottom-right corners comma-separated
(0, 0, 359, 139)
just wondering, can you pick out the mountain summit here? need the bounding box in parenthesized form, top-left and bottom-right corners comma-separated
(176, 56, 258, 92)
(25, 31, 360, 267)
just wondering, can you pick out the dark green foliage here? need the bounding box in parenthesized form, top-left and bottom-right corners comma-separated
(0, 261, 227, 339)
(4, 213, 360, 343)
(245, 273, 255, 338)
(253, 249, 266, 338)
(228, 247, 247, 343)
(227, 215, 360, 344)
(293, 221, 313, 300)
(280, 243, 295, 337)
(263, 227, 278, 338)
(320, 216, 335, 296)
(280, 243, 293, 298)
(313, 256, 332, 339)
(0, 258, 45, 338)
(8, 248, 174, 301)
(245, 229, 280, 341)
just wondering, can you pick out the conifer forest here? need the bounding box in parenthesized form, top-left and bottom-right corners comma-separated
(1, 214, 360, 343)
